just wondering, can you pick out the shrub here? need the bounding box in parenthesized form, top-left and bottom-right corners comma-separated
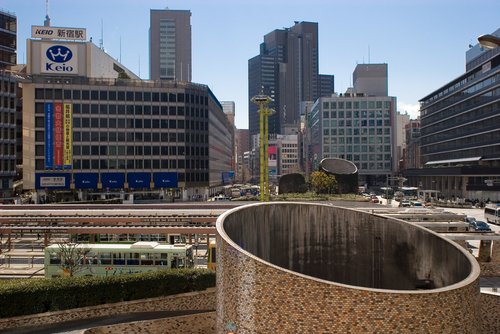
(0, 269, 215, 318)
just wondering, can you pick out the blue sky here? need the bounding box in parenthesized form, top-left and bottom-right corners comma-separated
(3, 0, 499, 129)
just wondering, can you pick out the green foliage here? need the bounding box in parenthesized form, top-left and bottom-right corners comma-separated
(0, 269, 215, 318)
(310, 171, 338, 194)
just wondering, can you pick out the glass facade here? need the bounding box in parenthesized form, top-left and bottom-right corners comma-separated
(420, 51, 500, 163)
(309, 95, 396, 177)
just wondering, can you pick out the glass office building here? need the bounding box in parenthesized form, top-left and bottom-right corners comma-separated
(308, 94, 397, 186)
(405, 30, 500, 201)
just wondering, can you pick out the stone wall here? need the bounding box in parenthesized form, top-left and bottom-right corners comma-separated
(480, 292, 500, 334)
(216, 203, 482, 333)
(0, 288, 216, 331)
(85, 312, 216, 334)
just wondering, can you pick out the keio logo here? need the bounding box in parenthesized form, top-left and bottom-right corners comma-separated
(45, 45, 75, 73)
(46, 45, 73, 62)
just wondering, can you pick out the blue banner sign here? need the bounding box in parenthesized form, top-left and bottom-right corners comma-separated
(153, 172, 178, 188)
(101, 173, 125, 189)
(74, 173, 98, 189)
(128, 172, 151, 189)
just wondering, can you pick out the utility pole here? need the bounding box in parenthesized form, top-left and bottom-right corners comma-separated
(251, 94, 273, 201)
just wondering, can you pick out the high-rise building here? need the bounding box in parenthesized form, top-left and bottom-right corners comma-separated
(405, 28, 500, 201)
(149, 9, 191, 82)
(352, 64, 388, 97)
(0, 10, 16, 69)
(0, 10, 17, 199)
(248, 21, 334, 145)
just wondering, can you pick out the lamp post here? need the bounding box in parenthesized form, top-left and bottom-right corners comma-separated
(251, 94, 274, 202)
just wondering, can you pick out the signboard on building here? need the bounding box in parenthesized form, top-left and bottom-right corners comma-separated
(63, 104, 73, 169)
(128, 172, 151, 189)
(32, 26, 86, 41)
(41, 43, 78, 75)
(35, 173, 71, 189)
(153, 172, 178, 188)
(44, 103, 53, 169)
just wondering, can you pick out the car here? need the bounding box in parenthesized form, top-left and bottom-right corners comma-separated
(469, 220, 492, 232)
(464, 216, 477, 224)
(399, 200, 411, 207)
(411, 201, 423, 207)
(371, 196, 379, 204)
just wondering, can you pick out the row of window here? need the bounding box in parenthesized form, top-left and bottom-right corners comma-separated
(323, 145, 391, 153)
(36, 144, 208, 157)
(323, 136, 391, 145)
(323, 128, 391, 136)
(322, 100, 391, 110)
(34, 130, 208, 144)
(35, 102, 208, 118)
(323, 110, 391, 119)
(323, 119, 391, 127)
(35, 89, 208, 105)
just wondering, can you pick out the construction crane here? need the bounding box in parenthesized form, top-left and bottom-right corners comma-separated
(251, 94, 273, 202)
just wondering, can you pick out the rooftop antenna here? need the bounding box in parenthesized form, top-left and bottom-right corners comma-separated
(99, 19, 104, 51)
(119, 36, 122, 63)
(138, 54, 141, 77)
(44, 0, 51, 26)
(368, 45, 371, 64)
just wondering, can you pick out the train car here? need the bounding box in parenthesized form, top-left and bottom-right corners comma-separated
(44, 241, 193, 278)
(207, 240, 216, 271)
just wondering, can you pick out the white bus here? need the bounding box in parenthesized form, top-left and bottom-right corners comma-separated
(484, 204, 500, 225)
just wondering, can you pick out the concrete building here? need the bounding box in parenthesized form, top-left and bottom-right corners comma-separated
(395, 112, 411, 173)
(0, 10, 17, 199)
(149, 9, 191, 82)
(220, 101, 236, 176)
(0, 10, 16, 69)
(308, 93, 397, 187)
(405, 28, 500, 201)
(276, 134, 299, 176)
(22, 31, 232, 203)
(248, 21, 334, 140)
(352, 63, 388, 97)
(403, 119, 421, 170)
(235, 129, 249, 182)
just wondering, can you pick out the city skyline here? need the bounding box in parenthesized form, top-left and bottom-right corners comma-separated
(4, 0, 499, 129)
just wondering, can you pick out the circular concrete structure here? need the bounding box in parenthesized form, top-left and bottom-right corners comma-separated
(216, 202, 480, 333)
(319, 158, 358, 193)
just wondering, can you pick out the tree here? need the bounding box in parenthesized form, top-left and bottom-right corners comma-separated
(52, 242, 91, 277)
(310, 171, 337, 194)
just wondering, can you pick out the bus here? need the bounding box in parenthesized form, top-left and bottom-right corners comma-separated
(44, 241, 194, 278)
(485, 204, 500, 225)
(207, 240, 216, 271)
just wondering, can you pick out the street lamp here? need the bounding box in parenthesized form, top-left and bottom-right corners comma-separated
(251, 93, 274, 202)
(478, 34, 500, 49)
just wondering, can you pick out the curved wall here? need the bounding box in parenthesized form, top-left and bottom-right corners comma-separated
(216, 202, 480, 333)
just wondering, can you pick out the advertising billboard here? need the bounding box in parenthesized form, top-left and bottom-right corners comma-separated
(32, 26, 86, 41)
(41, 43, 78, 75)
(63, 104, 73, 169)
(44, 103, 53, 169)
(35, 173, 71, 189)
(53, 102, 63, 169)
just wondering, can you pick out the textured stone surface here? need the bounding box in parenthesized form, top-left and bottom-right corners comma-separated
(84, 312, 216, 334)
(0, 288, 215, 331)
(216, 202, 481, 333)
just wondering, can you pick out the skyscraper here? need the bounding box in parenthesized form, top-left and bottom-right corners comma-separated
(248, 21, 334, 144)
(352, 63, 388, 97)
(149, 9, 191, 81)
(0, 9, 16, 69)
